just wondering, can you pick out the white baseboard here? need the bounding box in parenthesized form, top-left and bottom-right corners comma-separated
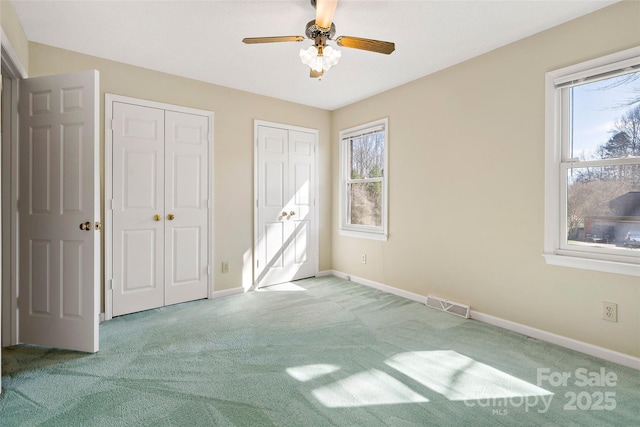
(322, 270, 425, 303)
(211, 287, 245, 299)
(317, 269, 350, 281)
(326, 271, 640, 370)
(356, 275, 424, 304)
(317, 270, 427, 304)
(316, 270, 336, 277)
(470, 310, 640, 370)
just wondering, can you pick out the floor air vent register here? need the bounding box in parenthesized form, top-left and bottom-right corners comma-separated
(425, 295, 470, 319)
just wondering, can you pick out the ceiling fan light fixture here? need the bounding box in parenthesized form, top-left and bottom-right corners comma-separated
(299, 45, 341, 73)
(245, 0, 394, 78)
(322, 46, 341, 70)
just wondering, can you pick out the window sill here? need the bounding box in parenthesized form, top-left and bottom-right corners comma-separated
(543, 253, 640, 277)
(339, 229, 388, 241)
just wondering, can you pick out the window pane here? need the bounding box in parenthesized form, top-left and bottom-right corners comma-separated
(349, 181, 382, 227)
(570, 71, 640, 161)
(350, 132, 384, 179)
(340, 118, 388, 238)
(566, 164, 640, 249)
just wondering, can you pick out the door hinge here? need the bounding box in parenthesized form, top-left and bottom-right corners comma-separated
(256, 259, 259, 268)
(108, 279, 114, 290)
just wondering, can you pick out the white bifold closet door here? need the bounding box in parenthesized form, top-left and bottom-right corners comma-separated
(111, 102, 209, 316)
(255, 124, 317, 288)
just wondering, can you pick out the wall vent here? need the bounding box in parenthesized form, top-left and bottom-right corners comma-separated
(425, 295, 470, 319)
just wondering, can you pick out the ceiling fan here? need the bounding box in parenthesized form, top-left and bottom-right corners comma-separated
(242, 0, 395, 79)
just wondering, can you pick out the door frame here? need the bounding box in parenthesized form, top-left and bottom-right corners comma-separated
(1, 28, 28, 348)
(104, 94, 214, 321)
(253, 119, 319, 289)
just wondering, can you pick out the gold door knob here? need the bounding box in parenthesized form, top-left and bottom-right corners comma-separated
(79, 221, 92, 231)
(282, 211, 288, 217)
(289, 211, 295, 217)
(167, 213, 175, 221)
(154, 214, 162, 221)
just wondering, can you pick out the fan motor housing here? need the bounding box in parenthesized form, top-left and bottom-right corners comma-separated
(305, 20, 336, 39)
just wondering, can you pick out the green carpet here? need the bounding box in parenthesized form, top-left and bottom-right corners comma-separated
(1, 276, 639, 426)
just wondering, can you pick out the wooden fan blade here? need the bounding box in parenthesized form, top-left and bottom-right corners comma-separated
(242, 36, 305, 44)
(310, 69, 324, 79)
(315, 0, 338, 29)
(335, 36, 395, 54)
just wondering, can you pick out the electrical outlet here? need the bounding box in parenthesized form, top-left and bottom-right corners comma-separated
(222, 261, 229, 274)
(602, 302, 617, 322)
(361, 254, 366, 264)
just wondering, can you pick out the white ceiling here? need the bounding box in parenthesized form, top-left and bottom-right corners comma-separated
(12, 0, 619, 111)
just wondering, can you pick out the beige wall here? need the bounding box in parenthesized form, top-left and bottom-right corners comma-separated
(332, 1, 640, 358)
(28, 42, 332, 297)
(0, 0, 29, 72)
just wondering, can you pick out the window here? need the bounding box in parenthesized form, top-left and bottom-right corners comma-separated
(545, 47, 640, 276)
(339, 118, 389, 240)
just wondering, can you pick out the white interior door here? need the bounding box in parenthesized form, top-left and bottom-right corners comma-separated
(111, 102, 165, 316)
(255, 124, 317, 288)
(18, 70, 99, 353)
(164, 110, 209, 305)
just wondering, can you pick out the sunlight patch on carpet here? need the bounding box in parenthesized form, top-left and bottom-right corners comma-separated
(311, 369, 429, 408)
(287, 364, 341, 382)
(385, 350, 553, 401)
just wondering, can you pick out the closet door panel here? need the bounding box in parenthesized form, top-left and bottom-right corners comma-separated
(112, 102, 165, 316)
(287, 130, 316, 280)
(164, 110, 209, 305)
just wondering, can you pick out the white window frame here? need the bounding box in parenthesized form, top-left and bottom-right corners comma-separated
(544, 47, 640, 277)
(339, 118, 389, 241)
